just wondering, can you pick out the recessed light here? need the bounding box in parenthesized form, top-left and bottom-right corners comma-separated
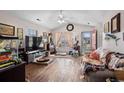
(36, 18, 41, 21)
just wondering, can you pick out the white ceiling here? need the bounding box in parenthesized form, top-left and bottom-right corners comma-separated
(1, 10, 111, 29)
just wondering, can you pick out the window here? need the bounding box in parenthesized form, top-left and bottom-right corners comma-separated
(27, 29, 37, 36)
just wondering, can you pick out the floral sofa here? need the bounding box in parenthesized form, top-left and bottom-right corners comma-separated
(81, 48, 124, 82)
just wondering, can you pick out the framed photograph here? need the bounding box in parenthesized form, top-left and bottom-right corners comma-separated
(0, 23, 15, 36)
(104, 22, 109, 33)
(111, 13, 120, 33)
(17, 28, 23, 40)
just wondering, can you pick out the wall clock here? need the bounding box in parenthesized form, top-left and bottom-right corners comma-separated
(66, 24, 74, 31)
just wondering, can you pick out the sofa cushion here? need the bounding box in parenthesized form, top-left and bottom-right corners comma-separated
(108, 54, 120, 69)
(115, 59, 124, 68)
(89, 48, 110, 63)
(97, 48, 110, 64)
(89, 51, 100, 60)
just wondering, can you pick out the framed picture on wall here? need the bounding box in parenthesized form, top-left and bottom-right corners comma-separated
(17, 28, 23, 40)
(0, 23, 15, 36)
(104, 22, 109, 33)
(111, 13, 120, 33)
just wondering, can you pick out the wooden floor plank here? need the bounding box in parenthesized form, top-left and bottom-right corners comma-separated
(26, 56, 85, 82)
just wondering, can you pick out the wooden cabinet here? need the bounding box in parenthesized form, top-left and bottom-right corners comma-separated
(18, 48, 25, 61)
(0, 63, 25, 82)
(114, 70, 124, 81)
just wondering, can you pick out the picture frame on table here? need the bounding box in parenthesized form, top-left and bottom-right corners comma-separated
(17, 28, 23, 40)
(111, 13, 120, 33)
(0, 23, 15, 36)
(104, 22, 109, 33)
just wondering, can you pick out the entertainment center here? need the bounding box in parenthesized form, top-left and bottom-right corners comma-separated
(25, 35, 48, 63)
(25, 49, 48, 64)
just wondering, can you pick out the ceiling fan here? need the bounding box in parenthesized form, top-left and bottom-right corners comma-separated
(57, 10, 75, 31)
(57, 10, 73, 24)
(57, 10, 78, 25)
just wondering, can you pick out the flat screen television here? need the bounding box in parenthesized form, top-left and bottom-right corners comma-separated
(29, 37, 33, 47)
(25, 36, 44, 51)
(25, 36, 33, 51)
(35, 37, 44, 50)
(32, 37, 38, 50)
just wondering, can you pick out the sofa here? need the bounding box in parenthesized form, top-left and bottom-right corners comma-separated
(81, 49, 124, 82)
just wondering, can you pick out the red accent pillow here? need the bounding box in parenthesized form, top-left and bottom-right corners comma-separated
(89, 51, 100, 60)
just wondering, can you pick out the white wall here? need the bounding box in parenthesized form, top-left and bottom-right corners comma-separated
(96, 22, 103, 48)
(103, 10, 124, 53)
(51, 23, 103, 48)
(0, 11, 104, 49)
(0, 11, 50, 47)
(51, 23, 95, 45)
(0, 11, 50, 36)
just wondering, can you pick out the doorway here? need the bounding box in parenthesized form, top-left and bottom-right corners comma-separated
(81, 31, 97, 54)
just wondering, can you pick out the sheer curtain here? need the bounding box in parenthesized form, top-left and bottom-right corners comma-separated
(54, 32, 62, 47)
(65, 32, 73, 48)
(54, 32, 73, 53)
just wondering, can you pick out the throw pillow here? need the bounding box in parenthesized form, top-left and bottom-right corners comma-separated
(115, 59, 124, 68)
(98, 48, 110, 64)
(108, 54, 120, 69)
(89, 51, 100, 60)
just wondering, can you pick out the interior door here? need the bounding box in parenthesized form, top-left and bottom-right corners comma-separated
(81, 32, 92, 54)
(91, 30, 97, 50)
(81, 31, 97, 54)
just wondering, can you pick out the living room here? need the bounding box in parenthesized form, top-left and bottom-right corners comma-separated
(0, 10, 124, 82)
(2, 0, 124, 92)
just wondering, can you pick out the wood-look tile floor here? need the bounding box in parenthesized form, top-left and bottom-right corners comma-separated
(26, 56, 85, 82)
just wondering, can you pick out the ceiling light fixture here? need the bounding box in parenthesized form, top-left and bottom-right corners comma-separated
(57, 10, 65, 24)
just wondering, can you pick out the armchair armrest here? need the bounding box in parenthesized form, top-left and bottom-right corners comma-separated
(81, 56, 102, 65)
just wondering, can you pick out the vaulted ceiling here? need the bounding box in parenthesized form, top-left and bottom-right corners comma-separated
(1, 10, 114, 29)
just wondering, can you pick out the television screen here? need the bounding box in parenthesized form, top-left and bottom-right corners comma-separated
(25, 36, 44, 51)
(29, 37, 33, 47)
(37, 37, 42, 47)
(25, 36, 33, 51)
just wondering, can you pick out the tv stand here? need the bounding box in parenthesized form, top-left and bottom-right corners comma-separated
(25, 49, 48, 64)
